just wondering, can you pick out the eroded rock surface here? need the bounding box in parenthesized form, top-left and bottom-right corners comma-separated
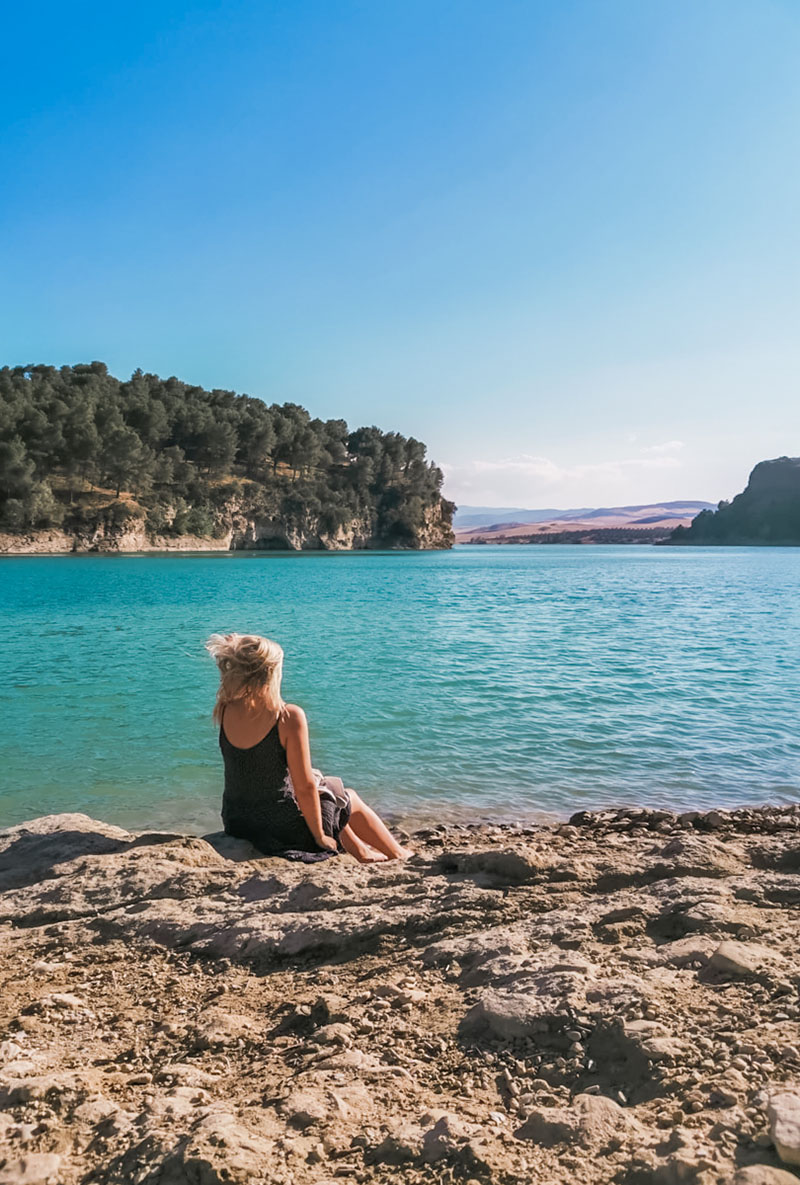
(1, 806, 799, 1184)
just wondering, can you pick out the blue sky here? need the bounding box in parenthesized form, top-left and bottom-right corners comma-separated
(2, 0, 799, 507)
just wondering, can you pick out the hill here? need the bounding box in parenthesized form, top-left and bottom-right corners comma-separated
(668, 457, 800, 546)
(0, 363, 454, 552)
(453, 505, 582, 528)
(456, 501, 712, 544)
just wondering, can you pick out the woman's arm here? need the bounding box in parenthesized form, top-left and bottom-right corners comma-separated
(281, 705, 337, 852)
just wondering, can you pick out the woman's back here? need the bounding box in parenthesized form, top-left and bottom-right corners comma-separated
(219, 707, 289, 832)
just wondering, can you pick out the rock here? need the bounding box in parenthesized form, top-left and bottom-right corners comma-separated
(433, 848, 547, 885)
(656, 936, 719, 967)
(73, 1094, 120, 1125)
(2, 809, 800, 1185)
(420, 924, 530, 980)
(0, 1072, 80, 1106)
(460, 963, 596, 1040)
(0, 1155, 63, 1185)
(422, 1113, 469, 1162)
(768, 1091, 800, 1166)
(372, 982, 426, 1005)
(639, 1036, 689, 1062)
(101, 1108, 277, 1184)
(368, 1124, 423, 1165)
(623, 1020, 669, 1038)
(279, 1088, 331, 1129)
(0, 813, 131, 892)
(189, 1009, 253, 1049)
(515, 1093, 642, 1148)
(734, 1168, 800, 1184)
(314, 1022, 353, 1046)
(35, 992, 93, 1014)
(153, 1063, 220, 1087)
(709, 941, 781, 977)
(707, 1068, 748, 1107)
(419, 1114, 489, 1172)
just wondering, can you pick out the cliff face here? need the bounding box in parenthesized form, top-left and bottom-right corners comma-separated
(669, 456, 800, 546)
(0, 496, 455, 554)
(226, 490, 454, 551)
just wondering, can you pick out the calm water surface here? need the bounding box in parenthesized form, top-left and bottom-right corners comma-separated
(1, 546, 798, 833)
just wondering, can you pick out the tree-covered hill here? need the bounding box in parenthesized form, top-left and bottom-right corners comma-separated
(0, 362, 454, 550)
(668, 456, 800, 546)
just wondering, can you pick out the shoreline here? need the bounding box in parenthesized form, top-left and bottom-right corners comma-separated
(1, 804, 799, 1184)
(6, 797, 800, 842)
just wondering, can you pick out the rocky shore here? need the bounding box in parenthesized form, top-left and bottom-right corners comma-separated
(1, 805, 799, 1185)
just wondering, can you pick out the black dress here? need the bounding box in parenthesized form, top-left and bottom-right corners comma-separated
(219, 714, 351, 862)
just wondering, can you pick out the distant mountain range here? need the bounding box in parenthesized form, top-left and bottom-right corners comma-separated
(454, 501, 714, 535)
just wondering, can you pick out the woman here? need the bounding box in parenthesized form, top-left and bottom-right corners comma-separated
(206, 633, 411, 863)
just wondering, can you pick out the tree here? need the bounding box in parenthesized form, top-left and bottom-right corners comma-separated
(62, 403, 100, 495)
(196, 420, 238, 473)
(0, 436, 35, 498)
(101, 425, 154, 496)
(26, 481, 64, 527)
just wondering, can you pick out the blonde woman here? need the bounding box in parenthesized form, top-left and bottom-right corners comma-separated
(206, 633, 411, 864)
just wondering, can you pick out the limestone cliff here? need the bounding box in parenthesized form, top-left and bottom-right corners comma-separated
(0, 493, 455, 554)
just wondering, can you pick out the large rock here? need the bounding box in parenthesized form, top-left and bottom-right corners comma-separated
(0, 1155, 63, 1185)
(734, 1168, 800, 1185)
(768, 1091, 800, 1167)
(97, 1106, 279, 1184)
(515, 1093, 642, 1148)
(459, 962, 595, 1041)
(0, 814, 132, 892)
(710, 941, 783, 977)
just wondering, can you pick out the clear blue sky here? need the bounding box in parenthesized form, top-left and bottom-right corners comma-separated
(2, 0, 799, 507)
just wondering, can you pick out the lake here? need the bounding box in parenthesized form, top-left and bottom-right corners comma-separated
(1, 546, 798, 834)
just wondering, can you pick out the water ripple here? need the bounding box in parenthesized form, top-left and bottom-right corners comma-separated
(0, 545, 799, 831)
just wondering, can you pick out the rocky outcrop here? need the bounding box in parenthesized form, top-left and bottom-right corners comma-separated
(0, 526, 229, 555)
(0, 494, 455, 553)
(1, 806, 799, 1183)
(669, 457, 800, 546)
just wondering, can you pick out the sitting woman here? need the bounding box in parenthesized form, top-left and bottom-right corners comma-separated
(206, 633, 411, 863)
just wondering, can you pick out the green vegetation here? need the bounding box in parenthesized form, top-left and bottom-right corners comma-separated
(668, 457, 800, 546)
(0, 362, 454, 548)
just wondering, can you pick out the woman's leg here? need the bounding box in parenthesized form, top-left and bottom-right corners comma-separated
(345, 791, 413, 860)
(339, 823, 388, 863)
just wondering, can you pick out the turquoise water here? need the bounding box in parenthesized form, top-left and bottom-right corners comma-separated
(1, 546, 798, 834)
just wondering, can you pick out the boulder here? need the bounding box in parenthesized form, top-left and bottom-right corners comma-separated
(0, 1156, 63, 1185)
(515, 1093, 642, 1148)
(768, 1091, 800, 1166)
(734, 1168, 800, 1185)
(709, 941, 781, 977)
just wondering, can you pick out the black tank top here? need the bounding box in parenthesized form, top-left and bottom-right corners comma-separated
(219, 713, 289, 832)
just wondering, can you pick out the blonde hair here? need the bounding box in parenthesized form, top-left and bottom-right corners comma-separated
(205, 633, 285, 725)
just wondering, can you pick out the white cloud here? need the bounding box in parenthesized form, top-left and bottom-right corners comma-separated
(639, 440, 685, 455)
(440, 449, 685, 506)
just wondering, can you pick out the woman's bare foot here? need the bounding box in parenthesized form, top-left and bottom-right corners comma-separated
(354, 843, 388, 864)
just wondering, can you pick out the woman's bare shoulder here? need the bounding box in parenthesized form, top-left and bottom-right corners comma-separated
(281, 703, 307, 730)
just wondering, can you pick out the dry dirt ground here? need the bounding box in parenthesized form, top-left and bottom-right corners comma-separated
(1, 807, 799, 1185)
